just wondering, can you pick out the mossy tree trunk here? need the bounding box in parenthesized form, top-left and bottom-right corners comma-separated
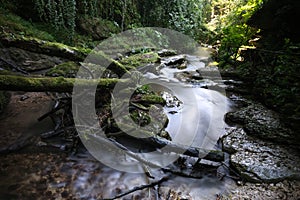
(0, 75, 124, 92)
(0, 75, 166, 105)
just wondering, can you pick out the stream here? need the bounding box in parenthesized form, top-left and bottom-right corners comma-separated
(1, 49, 300, 199)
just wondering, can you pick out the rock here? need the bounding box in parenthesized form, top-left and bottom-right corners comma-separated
(45, 61, 80, 78)
(177, 60, 188, 70)
(77, 17, 120, 40)
(157, 49, 177, 57)
(227, 180, 300, 199)
(222, 127, 300, 183)
(228, 94, 251, 108)
(119, 52, 160, 68)
(161, 55, 186, 67)
(0, 47, 65, 72)
(0, 35, 87, 61)
(225, 102, 295, 145)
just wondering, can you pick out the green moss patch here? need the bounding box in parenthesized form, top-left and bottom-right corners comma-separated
(46, 62, 80, 78)
(120, 52, 160, 68)
(0, 8, 55, 41)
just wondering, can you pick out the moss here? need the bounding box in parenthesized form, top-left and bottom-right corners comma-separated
(46, 62, 80, 78)
(0, 75, 123, 92)
(1, 33, 90, 60)
(0, 8, 55, 41)
(130, 110, 151, 127)
(88, 50, 130, 76)
(0, 70, 16, 75)
(134, 84, 154, 95)
(120, 52, 160, 68)
(140, 94, 166, 105)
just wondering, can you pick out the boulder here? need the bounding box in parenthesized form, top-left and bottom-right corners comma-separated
(225, 102, 295, 145)
(0, 47, 65, 72)
(223, 127, 300, 183)
(77, 17, 120, 40)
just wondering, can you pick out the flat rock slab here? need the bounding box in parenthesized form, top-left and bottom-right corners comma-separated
(225, 102, 296, 145)
(226, 180, 300, 199)
(0, 47, 65, 72)
(223, 127, 300, 183)
(161, 55, 186, 67)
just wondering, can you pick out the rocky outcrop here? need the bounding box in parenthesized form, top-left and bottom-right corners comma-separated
(0, 34, 87, 61)
(77, 17, 120, 40)
(225, 102, 296, 145)
(0, 47, 65, 72)
(223, 127, 300, 183)
(223, 99, 300, 183)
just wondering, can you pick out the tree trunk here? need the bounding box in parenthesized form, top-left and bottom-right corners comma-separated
(0, 75, 123, 92)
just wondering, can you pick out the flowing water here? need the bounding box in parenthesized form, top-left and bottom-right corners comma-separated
(145, 55, 231, 150)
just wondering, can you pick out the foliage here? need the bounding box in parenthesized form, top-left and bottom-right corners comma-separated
(76, 0, 140, 30)
(0, 5, 98, 48)
(237, 40, 300, 125)
(0, 8, 55, 41)
(208, 0, 264, 64)
(211, 0, 300, 130)
(30, 0, 141, 43)
(219, 24, 257, 63)
(34, 0, 76, 42)
(168, 0, 204, 37)
(129, 28, 170, 49)
(137, 0, 211, 39)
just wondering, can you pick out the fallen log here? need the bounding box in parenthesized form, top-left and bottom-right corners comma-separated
(0, 75, 125, 92)
(107, 123, 224, 162)
(144, 136, 224, 162)
(0, 34, 87, 61)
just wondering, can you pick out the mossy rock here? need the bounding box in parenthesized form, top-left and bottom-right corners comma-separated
(46, 61, 80, 78)
(0, 33, 90, 61)
(120, 52, 160, 68)
(77, 17, 120, 40)
(126, 105, 170, 140)
(130, 110, 151, 127)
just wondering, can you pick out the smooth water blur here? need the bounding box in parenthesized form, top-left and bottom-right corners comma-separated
(145, 54, 231, 152)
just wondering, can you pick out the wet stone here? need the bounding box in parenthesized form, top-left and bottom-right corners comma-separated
(0, 47, 65, 72)
(226, 180, 300, 199)
(222, 127, 300, 183)
(225, 102, 295, 145)
(61, 190, 69, 198)
(157, 49, 177, 57)
(161, 55, 186, 67)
